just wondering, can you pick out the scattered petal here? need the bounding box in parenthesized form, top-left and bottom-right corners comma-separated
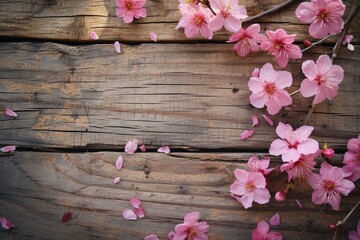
(113, 177, 121, 184)
(0, 146, 16, 153)
(140, 144, 147, 152)
(123, 209, 137, 220)
(296, 199, 303, 208)
(252, 115, 259, 128)
(149, 32, 158, 42)
(125, 139, 139, 154)
(240, 129, 254, 140)
(116, 156, 124, 170)
(0, 217, 15, 229)
(262, 114, 274, 126)
(62, 211, 74, 223)
(134, 207, 145, 218)
(168, 231, 176, 240)
(347, 43, 355, 51)
(5, 108, 18, 118)
(144, 234, 159, 240)
(157, 146, 170, 154)
(130, 197, 142, 208)
(269, 213, 280, 226)
(114, 41, 121, 53)
(89, 31, 99, 40)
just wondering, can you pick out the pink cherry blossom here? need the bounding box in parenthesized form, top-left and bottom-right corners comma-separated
(116, 155, 124, 170)
(280, 150, 321, 182)
(247, 156, 274, 175)
(114, 41, 122, 53)
(349, 219, 360, 240)
(342, 34, 355, 51)
(300, 54, 344, 105)
(269, 213, 280, 226)
(252, 115, 259, 128)
(240, 129, 254, 140)
(116, 0, 147, 23)
(149, 31, 158, 42)
(262, 114, 274, 126)
(157, 146, 170, 154)
(248, 63, 293, 115)
(144, 235, 159, 240)
(123, 209, 137, 220)
(173, 212, 209, 240)
(125, 139, 139, 154)
(0, 217, 15, 230)
(269, 122, 319, 162)
(230, 169, 271, 209)
(252, 221, 282, 240)
(295, 0, 345, 39)
(208, 0, 248, 33)
(89, 31, 99, 40)
(0, 145, 16, 153)
(5, 108, 18, 118)
(260, 29, 302, 68)
(176, 4, 214, 39)
(140, 144, 147, 152)
(227, 24, 266, 57)
(342, 134, 360, 182)
(307, 162, 355, 211)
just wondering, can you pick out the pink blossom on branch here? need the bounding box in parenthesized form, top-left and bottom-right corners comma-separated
(173, 212, 209, 240)
(252, 221, 282, 240)
(116, 0, 147, 23)
(269, 122, 319, 162)
(342, 134, 360, 182)
(230, 169, 271, 209)
(208, 0, 248, 33)
(248, 63, 293, 115)
(295, 0, 345, 39)
(247, 156, 274, 176)
(300, 54, 344, 105)
(227, 24, 266, 57)
(176, 4, 214, 39)
(307, 162, 355, 211)
(260, 29, 302, 68)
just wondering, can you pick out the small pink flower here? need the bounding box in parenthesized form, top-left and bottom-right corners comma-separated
(5, 108, 18, 118)
(248, 63, 293, 115)
(144, 235, 159, 240)
(322, 148, 335, 159)
(342, 134, 360, 182)
(149, 31, 158, 42)
(173, 212, 209, 240)
(116, 0, 147, 23)
(270, 122, 319, 162)
(307, 162, 355, 211)
(295, 0, 345, 39)
(240, 129, 254, 140)
(252, 221, 282, 240)
(342, 34, 355, 51)
(123, 209, 137, 220)
(251, 115, 259, 128)
(247, 156, 274, 175)
(157, 146, 170, 154)
(89, 31, 99, 40)
(176, 4, 214, 39)
(300, 54, 344, 105)
(228, 24, 266, 57)
(0, 145, 16, 153)
(230, 169, 271, 209)
(125, 139, 139, 154)
(0, 217, 14, 230)
(208, 0, 248, 33)
(280, 150, 321, 182)
(269, 213, 280, 226)
(349, 219, 360, 240)
(260, 29, 302, 68)
(114, 41, 122, 53)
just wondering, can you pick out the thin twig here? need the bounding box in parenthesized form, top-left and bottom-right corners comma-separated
(301, 35, 333, 53)
(290, 89, 300, 96)
(243, 0, 298, 23)
(331, 200, 360, 240)
(199, 0, 217, 15)
(301, 204, 327, 234)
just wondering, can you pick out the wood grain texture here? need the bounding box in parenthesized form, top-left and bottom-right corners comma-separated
(0, 0, 358, 42)
(0, 42, 359, 150)
(0, 151, 359, 239)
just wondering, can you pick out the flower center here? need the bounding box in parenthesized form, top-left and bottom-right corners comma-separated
(124, 0, 134, 11)
(274, 40, 283, 50)
(287, 141, 299, 149)
(263, 82, 277, 96)
(193, 13, 206, 26)
(245, 181, 255, 192)
(323, 180, 336, 192)
(315, 75, 324, 86)
(186, 226, 197, 239)
(220, 5, 231, 17)
(317, 9, 328, 20)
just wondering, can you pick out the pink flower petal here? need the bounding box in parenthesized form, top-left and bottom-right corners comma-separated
(140, 144, 147, 152)
(134, 207, 145, 218)
(123, 209, 137, 220)
(125, 139, 139, 154)
(269, 213, 280, 226)
(5, 108, 18, 118)
(0, 146, 16, 153)
(0, 217, 15, 229)
(149, 32, 158, 42)
(144, 234, 159, 240)
(130, 197, 142, 208)
(296, 199, 303, 208)
(168, 231, 175, 240)
(62, 211, 74, 223)
(89, 31, 99, 40)
(262, 114, 273, 126)
(113, 177, 121, 184)
(240, 129, 254, 140)
(157, 146, 170, 154)
(114, 41, 121, 53)
(252, 115, 259, 127)
(116, 156, 124, 170)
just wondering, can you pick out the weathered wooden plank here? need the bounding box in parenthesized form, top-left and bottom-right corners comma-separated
(0, 0, 358, 42)
(0, 42, 359, 150)
(0, 152, 358, 239)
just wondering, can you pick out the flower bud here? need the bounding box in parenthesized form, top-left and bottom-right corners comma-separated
(275, 190, 288, 201)
(322, 148, 335, 159)
(304, 40, 312, 47)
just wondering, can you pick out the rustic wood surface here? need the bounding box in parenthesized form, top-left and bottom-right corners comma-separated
(0, 0, 359, 239)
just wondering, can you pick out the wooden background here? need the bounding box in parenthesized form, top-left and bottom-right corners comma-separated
(0, 0, 359, 239)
